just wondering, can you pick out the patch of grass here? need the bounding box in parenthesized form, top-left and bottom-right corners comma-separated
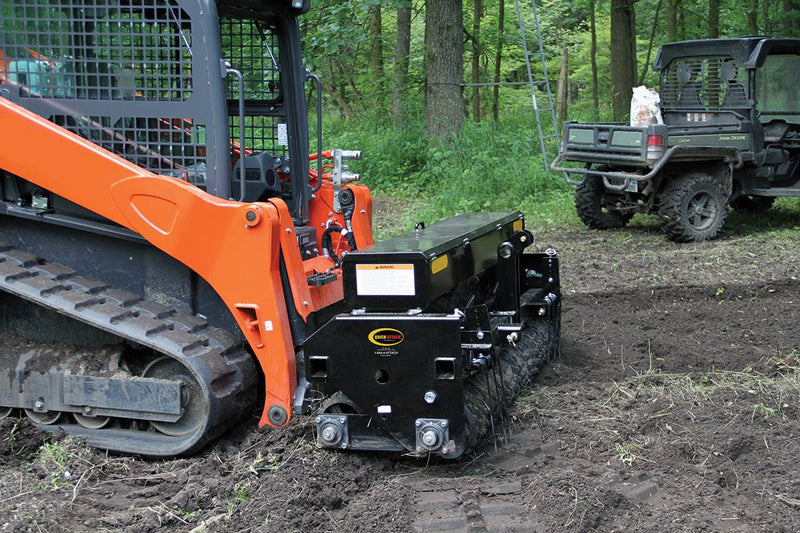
(227, 482, 250, 517)
(615, 438, 652, 466)
(37, 440, 68, 469)
(516, 352, 799, 472)
(726, 198, 800, 240)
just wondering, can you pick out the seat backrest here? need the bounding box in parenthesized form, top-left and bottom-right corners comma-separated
(723, 82, 747, 107)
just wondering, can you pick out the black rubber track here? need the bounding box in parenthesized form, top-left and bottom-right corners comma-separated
(0, 240, 258, 457)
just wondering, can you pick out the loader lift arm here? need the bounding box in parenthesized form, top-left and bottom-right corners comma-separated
(0, 95, 298, 428)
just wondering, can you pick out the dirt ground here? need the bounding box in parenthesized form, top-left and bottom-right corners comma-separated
(1, 200, 799, 532)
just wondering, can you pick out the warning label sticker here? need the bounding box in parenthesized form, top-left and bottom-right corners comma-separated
(355, 264, 415, 296)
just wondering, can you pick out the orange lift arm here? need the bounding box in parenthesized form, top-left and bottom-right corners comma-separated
(0, 96, 298, 428)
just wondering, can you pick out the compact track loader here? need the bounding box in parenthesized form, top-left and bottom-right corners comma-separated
(0, 0, 560, 458)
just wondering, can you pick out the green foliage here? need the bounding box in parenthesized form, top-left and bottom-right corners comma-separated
(321, 111, 573, 233)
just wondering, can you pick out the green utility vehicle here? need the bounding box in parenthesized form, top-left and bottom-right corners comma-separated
(551, 37, 800, 242)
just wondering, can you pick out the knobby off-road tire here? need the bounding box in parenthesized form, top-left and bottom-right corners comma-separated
(575, 176, 634, 229)
(658, 172, 728, 242)
(730, 195, 775, 214)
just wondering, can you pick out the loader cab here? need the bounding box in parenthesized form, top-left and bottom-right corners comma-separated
(0, 0, 312, 222)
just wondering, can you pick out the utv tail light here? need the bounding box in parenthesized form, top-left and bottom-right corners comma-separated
(647, 134, 664, 146)
(646, 134, 664, 164)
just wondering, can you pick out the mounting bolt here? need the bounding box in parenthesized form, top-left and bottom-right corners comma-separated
(244, 206, 262, 227)
(320, 425, 341, 444)
(34, 400, 44, 410)
(285, 227, 292, 233)
(339, 417, 346, 424)
(315, 416, 322, 423)
(267, 405, 288, 426)
(415, 420, 423, 427)
(303, 300, 309, 306)
(440, 420, 448, 428)
(548, 277, 554, 283)
(421, 429, 438, 448)
(476, 331, 485, 340)
(423, 391, 438, 404)
(520, 235, 527, 243)
(538, 307, 546, 316)
(84, 406, 92, 414)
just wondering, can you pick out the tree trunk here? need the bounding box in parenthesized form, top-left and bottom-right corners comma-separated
(556, 46, 568, 128)
(492, 0, 504, 122)
(472, 0, 483, 122)
(610, 0, 636, 121)
(747, 0, 758, 33)
(666, 0, 679, 41)
(393, 4, 412, 127)
(782, 0, 798, 36)
(425, 0, 465, 141)
(367, 4, 384, 94)
(639, 0, 663, 85)
(590, 0, 599, 119)
(761, 0, 770, 34)
(708, 0, 720, 38)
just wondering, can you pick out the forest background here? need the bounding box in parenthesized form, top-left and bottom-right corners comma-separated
(300, 0, 800, 233)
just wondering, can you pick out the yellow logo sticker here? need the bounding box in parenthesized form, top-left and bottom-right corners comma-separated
(368, 328, 405, 347)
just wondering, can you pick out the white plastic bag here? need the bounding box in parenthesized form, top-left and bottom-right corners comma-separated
(630, 85, 663, 127)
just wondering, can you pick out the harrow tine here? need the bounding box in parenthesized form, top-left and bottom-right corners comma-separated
(491, 361, 509, 444)
(496, 351, 512, 441)
(484, 372, 498, 453)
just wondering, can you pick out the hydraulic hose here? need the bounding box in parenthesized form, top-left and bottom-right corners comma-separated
(321, 225, 357, 265)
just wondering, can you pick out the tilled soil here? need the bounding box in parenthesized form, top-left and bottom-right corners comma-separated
(1, 203, 799, 532)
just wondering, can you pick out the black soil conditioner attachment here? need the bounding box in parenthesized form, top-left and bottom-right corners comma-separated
(552, 37, 800, 242)
(305, 213, 560, 457)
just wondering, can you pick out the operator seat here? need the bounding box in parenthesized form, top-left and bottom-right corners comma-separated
(721, 61, 747, 108)
(676, 62, 702, 108)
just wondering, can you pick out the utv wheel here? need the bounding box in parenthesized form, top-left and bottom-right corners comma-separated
(658, 173, 727, 242)
(575, 176, 634, 229)
(730, 195, 775, 214)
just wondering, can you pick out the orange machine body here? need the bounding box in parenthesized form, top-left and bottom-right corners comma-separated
(0, 96, 373, 428)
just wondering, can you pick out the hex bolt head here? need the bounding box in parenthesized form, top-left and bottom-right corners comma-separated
(476, 331, 485, 340)
(520, 235, 528, 243)
(320, 425, 340, 444)
(34, 400, 44, 409)
(421, 429, 438, 448)
(538, 307, 546, 316)
(339, 417, 346, 424)
(415, 420, 423, 427)
(440, 420, 448, 428)
(423, 391, 438, 404)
